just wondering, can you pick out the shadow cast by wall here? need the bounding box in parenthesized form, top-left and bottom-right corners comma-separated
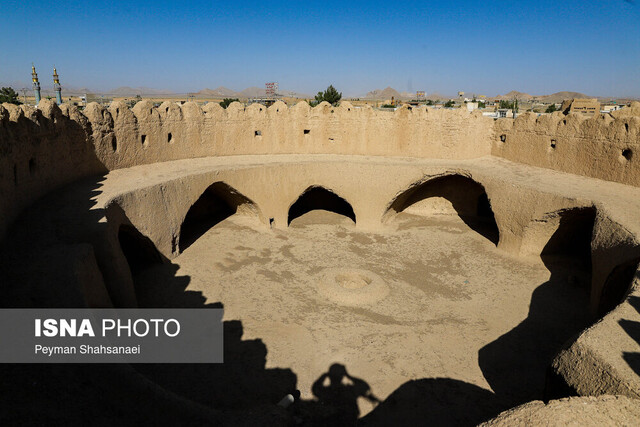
(0, 175, 224, 425)
(478, 211, 596, 407)
(0, 174, 297, 425)
(0, 175, 109, 308)
(130, 260, 298, 413)
(621, 293, 640, 377)
(359, 378, 508, 427)
(292, 370, 510, 426)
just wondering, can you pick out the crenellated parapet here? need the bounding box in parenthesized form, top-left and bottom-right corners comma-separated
(2, 98, 640, 240)
(493, 102, 640, 186)
(70, 99, 494, 170)
(0, 99, 107, 240)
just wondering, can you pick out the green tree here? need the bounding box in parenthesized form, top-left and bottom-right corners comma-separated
(426, 100, 434, 106)
(314, 85, 342, 106)
(545, 104, 557, 113)
(444, 100, 455, 108)
(219, 98, 239, 109)
(0, 87, 22, 104)
(478, 101, 486, 108)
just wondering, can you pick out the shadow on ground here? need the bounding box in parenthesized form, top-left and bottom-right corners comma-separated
(358, 378, 507, 427)
(0, 175, 296, 425)
(132, 261, 297, 415)
(621, 294, 640, 376)
(479, 209, 595, 407)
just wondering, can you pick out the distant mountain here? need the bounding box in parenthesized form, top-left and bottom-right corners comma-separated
(196, 87, 238, 97)
(491, 90, 592, 103)
(238, 86, 267, 98)
(279, 89, 312, 99)
(539, 91, 591, 104)
(108, 86, 175, 96)
(425, 92, 452, 101)
(361, 87, 449, 100)
(494, 91, 534, 101)
(364, 87, 403, 100)
(40, 86, 92, 96)
(193, 86, 309, 99)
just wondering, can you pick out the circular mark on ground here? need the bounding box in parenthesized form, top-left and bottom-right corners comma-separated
(317, 268, 389, 306)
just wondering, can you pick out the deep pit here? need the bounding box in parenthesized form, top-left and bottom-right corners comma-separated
(126, 196, 592, 424)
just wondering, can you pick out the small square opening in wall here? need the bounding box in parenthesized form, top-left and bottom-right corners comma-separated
(622, 149, 633, 161)
(141, 134, 147, 147)
(255, 130, 262, 137)
(168, 133, 173, 143)
(304, 129, 310, 135)
(499, 134, 506, 143)
(550, 139, 557, 149)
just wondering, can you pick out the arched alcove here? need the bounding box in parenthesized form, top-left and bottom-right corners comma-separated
(179, 182, 258, 252)
(287, 186, 356, 226)
(386, 174, 499, 244)
(539, 207, 596, 271)
(598, 257, 640, 316)
(118, 224, 164, 275)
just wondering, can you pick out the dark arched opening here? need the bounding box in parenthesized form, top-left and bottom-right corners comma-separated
(598, 257, 640, 316)
(388, 175, 499, 244)
(179, 182, 257, 252)
(118, 225, 164, 275)
(288, 186, 356, 226)
(539, 207, 596, 282)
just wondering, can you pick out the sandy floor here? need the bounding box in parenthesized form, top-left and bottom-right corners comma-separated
(134, 210, 591, 421)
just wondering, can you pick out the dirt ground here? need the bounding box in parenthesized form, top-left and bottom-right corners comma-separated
(133, 210, 592, 423)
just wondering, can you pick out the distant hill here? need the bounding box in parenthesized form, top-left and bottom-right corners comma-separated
(539, 91, 590, 104)
(279, 89, 312, 99)
(361, 88, 456, 101)
(108, 86, 175, 96)
(494, 91, 534, 101)
(196, 87, 238, 97)
(41, 86, 92, 96)
(491, 90, 592, 103)
(193, 86, 309, 99)
(425, 92, 452, 101)
(364, 87, 403, 100)
(238, 86, 267, 98)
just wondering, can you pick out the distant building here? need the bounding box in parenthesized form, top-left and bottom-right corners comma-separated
(466, 102, 479, 112)
(601, 104, 623, 113)
(497, 109, 514, 118)
(84, 93, 112, 106)
(560, 98, 600, 115)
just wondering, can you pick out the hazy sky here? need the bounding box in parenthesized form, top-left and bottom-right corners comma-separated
(2, 0, 639, 97)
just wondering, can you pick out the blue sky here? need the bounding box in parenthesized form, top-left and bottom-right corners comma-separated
(1, 0, 639, 97)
